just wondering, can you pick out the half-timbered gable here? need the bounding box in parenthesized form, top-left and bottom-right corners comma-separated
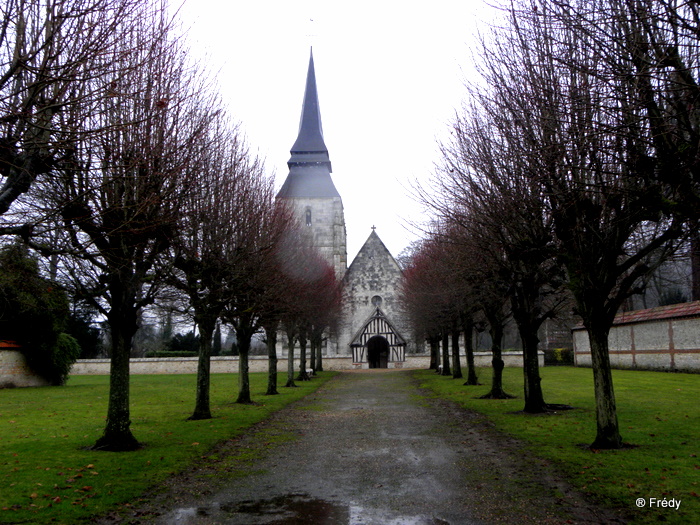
(350, 307, 406, 367)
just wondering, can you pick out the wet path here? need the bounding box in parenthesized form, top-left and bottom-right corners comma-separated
(156, 371, 623, 524)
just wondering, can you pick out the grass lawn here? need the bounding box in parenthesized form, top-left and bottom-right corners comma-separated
(0, 371, 335, 524)
(414, 366, 699, 525)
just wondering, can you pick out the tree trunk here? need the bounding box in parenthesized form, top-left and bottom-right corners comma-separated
(188, 315, 215, 420)
(521, 331, 547, 413)
(285, 331, 297, 388)
(316, 334, 324, 372)
(691, 228, 700, 301)
(480, 320, 514, 399)
(297, 330, 310, 381)
(309, 335, 317, 373)
(462, 318, 478, 386)
(265, 325, 278, 395)
(588, 324, 623, 449)
(428, 335, 440, 370)
(451, 327, 463, 379)
(440, 331, 451, 376)
(92, 285, 141, 451)
(235, 326, 253, 404)
(315, 333, 324, 372)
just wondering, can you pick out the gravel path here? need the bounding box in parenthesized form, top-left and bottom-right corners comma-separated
(117, 370, 626, 524)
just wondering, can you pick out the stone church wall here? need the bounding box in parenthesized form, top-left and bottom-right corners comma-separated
(337, 231, 414, 357)
(290, 196, 347, 279)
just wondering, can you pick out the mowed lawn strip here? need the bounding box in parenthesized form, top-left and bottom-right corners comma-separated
(0, 372, 335, 523)
(415, 366, 699, 525)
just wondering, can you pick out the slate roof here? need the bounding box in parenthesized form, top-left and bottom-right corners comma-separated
(277, 49, 339, 199)
(345, 230, 402, 277)
(290, 49, 329, 159)
(277, 165, 339, 199)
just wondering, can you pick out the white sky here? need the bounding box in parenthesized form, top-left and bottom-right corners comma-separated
(177, 0, 496, 260)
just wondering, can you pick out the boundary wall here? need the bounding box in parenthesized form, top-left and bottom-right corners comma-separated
(0, 344, 50, 388)
(69, 351, 539, 376)
(573, 301, 700, 372)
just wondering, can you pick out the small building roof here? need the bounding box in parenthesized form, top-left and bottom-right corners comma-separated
(613, 300, 700, 325)
(572, 300, 700, 330)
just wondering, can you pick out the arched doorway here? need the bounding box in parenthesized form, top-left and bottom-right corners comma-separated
(367, 335, 389, 369)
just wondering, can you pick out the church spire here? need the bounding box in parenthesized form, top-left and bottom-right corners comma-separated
(277, 48, 339, 199)
(288, 48, 332, 172)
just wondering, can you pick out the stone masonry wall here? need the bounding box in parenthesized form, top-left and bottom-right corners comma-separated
(338, 231, 413, 357)
(0, 349, 50, 388)
(573, 302, 700, 372)
(69, 351, 539, 376)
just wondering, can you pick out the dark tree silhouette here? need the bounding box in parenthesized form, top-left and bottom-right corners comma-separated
(37, 3, 212, 450)
(0, 0, 141, 225)
(169, 120, 268, 419)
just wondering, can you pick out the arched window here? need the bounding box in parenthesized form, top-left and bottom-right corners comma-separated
(305, 208, 312, 226)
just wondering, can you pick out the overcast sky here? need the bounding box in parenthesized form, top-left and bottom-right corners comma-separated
(177, 0, 496, 260)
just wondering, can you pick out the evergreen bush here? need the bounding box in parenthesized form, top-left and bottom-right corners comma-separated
(0, 244, 81, 384)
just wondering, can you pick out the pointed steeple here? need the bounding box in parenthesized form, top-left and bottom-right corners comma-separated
(289, 48, 331, 169)
(277, 48, 340, 199)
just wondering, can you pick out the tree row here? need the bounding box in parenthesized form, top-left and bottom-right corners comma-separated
(403, 0, 699, 450)
(0, 0, 342, 451)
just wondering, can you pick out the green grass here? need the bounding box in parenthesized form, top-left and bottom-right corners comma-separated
(414, 366, 699, 524)
(0, 372, 335, 524)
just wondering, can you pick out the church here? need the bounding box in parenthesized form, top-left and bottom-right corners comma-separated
(276, 50, 413, 368)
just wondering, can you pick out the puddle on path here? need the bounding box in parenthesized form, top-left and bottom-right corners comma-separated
(167, 493, 451, 524)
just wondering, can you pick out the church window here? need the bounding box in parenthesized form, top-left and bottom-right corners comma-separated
(305, 208, 312, 226)
(371, 295, 383, 307)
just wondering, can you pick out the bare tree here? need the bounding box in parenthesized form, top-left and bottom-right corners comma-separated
(400, 229, 475, 380)
(222, 191, 292, 405)
(250, 202, 298, 397)
(435, 98, 568, 411)
(296, 260, 343, 376)
(298, 259, 342, 380)
(35, 2, 210, 450)
(604, 0, 700, 297)
(399, 236, 453, 374)
(169, 119, 267, 419)
(268, 229, 341, 387)
(465, 0, 689, 447)
(0, 0, 140, 226)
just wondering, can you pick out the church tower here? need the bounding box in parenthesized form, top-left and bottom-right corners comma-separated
(277, 49, 347, 279)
